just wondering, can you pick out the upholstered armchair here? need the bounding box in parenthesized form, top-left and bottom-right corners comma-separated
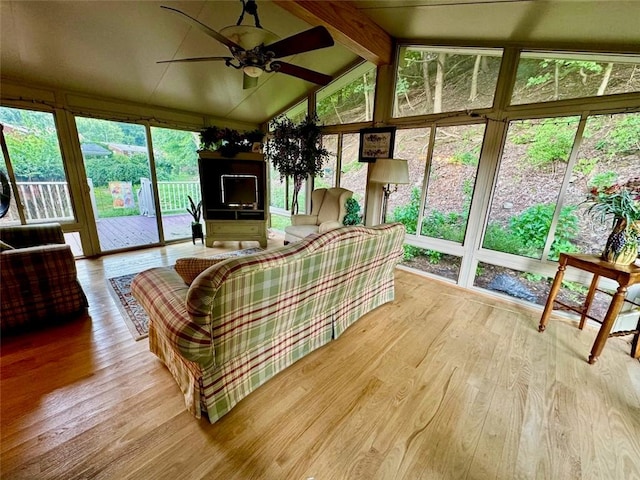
(0, 223, 88, 334)
(284, 187, 353, 244)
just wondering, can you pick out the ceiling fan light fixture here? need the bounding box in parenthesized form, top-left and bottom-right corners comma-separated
(219, 25, 278, 51)
(243, 65, 263, 78)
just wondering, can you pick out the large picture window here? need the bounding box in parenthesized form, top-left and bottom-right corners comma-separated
(482, 116, 581, 261)
(0, 106, 75, 226)
(394, 47, 502, 118)
(512, 51, 640, 105)
(316, 63, 376, 125)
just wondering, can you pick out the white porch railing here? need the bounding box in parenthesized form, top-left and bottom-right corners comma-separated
(138, 179, 201, 217)
(6, 179, 201, 223)
(6, 181, 75, 222)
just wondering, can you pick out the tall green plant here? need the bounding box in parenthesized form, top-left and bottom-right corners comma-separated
(266, 114, 328, 214)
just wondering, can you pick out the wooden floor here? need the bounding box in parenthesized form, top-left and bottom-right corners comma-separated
(1, 238, 639, 480)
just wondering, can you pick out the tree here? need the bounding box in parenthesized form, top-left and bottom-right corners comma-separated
(266, 114, 328, 214)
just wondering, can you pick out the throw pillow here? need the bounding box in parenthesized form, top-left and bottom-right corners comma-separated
(175, 257, 225, 285)
(0, 240, 14, 251)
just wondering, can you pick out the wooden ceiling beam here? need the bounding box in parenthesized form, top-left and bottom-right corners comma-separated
(273, 0, 393, 66)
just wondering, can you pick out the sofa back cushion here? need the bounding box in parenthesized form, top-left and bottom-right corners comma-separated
(186, 224, 405, 366)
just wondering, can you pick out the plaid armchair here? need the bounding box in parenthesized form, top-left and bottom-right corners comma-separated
(0, 223, 88, 334)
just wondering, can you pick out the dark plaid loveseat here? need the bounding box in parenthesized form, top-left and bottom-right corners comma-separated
(0, 223, 88, 334)
(131, 223, 405, 422)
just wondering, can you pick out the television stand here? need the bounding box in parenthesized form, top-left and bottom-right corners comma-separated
(198, 151, 269, 248)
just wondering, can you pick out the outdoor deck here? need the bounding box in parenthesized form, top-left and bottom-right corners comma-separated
(66, 213, 195, 255)
(66, 213, 281, 255)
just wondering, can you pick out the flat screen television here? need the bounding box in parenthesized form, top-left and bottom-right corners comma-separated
(221, 174, 258, 207)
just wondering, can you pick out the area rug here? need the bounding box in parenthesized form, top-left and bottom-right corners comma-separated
(107, 247, 263, 341)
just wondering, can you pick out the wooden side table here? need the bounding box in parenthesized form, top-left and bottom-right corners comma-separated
(538, 253, 640, 364)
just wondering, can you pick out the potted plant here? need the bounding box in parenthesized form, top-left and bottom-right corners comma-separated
(343, 197, 362, 226)
(265, 114, 328, 214)
(200, 127, 264, 157)
(584, 177, 640, 264)
(187, 195, 204, 244)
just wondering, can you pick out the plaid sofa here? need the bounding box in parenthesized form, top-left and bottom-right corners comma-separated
(0, 223, 88, 333)
(131, 223, 405, 422)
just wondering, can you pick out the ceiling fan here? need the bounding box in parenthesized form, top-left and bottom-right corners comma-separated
(158, 1, 335, 89)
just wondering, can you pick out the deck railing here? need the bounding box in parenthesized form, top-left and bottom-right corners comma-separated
(7, 179, 201, 223)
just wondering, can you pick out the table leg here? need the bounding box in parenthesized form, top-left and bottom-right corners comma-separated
(632, 316, 640, 359)
(579, 274, 600, 330)
(539, 261, 567, 332)
(588, 284, 628, 364)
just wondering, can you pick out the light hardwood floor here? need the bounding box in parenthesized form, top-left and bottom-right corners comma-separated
(1, 238, 639, 480)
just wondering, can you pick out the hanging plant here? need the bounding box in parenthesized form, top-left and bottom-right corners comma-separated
(265, 114, 328, 214)
(200, 127, 264, 157)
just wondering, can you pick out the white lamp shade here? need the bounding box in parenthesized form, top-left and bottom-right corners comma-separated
(370, 158, 410, 185)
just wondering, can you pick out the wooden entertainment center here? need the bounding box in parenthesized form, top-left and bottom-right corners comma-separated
(198, 151, 268, 248)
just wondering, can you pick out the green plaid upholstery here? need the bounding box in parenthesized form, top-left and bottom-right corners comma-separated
(132, 223, 405, 422)
(0, 224, 88, 333)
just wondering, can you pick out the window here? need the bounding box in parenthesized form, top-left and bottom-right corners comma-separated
(316, 134, 338, 189)
(149, 126, 200, 241)
(0, 106, 75, 226)
(512, 52, 640, 105)
(394, 47, 502, 118)
(316, 63, 376, 125)
(76, 116, 159, 251)
(420, 124, 484, 243)
(482, 116, 581, 261)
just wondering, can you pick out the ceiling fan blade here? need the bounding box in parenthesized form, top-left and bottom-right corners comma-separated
(157, 56, 231, 64)
(243, 74, 259, 90)
(161, 6, 243, 51)
(266, 26, 334, 59)
(273, 62, 332, 86)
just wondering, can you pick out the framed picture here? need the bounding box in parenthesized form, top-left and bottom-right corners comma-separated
(251, 142, 263, 153)
(359, 127, 396, 162)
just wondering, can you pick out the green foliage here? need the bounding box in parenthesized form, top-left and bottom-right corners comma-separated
(589, 171, 618, 190)
(270, 213, 291, 232)
(609, 114, 640, 154)
(199, 126, 263, 156)
(343, 197, 362, 225)
(266, 114, 327, 213)
(450, 150, 478, 166)
(186, 195, 202, 224)
(85, 153, 150, 186)
(526, 119, 577, 167)
(508, 203, 580, 259)
(421, 210, 466, 242)
(390, 187, 421, 234)
(482, 223, 526, 254)
(574, 157, 597, 176)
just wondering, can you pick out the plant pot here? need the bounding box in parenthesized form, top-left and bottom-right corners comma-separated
(602, 218, 639, 265)
(191, 222, 204, 245)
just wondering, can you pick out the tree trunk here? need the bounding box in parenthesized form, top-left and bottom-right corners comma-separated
(553, 61, 560, 101)
(597, 63, 614, 96)
(434, 53, 446, 113)
(421, 52, 433, 109)
(363, 72, 370, 120)
(290, 175, 304, 214)
(469, 55, 481, 102)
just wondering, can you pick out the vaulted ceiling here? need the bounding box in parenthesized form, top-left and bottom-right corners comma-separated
(1, 1, 639, 125)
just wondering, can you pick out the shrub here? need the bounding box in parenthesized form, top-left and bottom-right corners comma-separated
(526, 119, 577, 167)
(391, 187, 421, 234)
(508, 203, 579, 259)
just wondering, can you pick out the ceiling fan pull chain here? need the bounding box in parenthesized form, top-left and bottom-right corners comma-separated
(237, 0, 262, 29)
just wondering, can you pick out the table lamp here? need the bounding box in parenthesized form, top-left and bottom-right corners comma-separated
(370, 158, 410, 223)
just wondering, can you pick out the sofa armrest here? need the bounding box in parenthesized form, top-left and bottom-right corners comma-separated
(1, 244, 79, 285)
(0, 223, 65, 248)
(291, 214, 318, 226)
(318, 221, 343, 233)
